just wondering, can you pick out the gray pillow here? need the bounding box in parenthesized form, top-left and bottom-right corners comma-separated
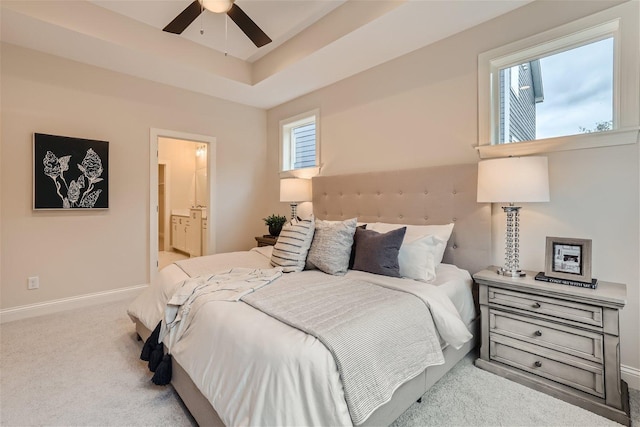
(270, 216, 315, 273)
(352, 227, 406, 277)
(348, 224, 367, 269)
(306, 218, 358, 275)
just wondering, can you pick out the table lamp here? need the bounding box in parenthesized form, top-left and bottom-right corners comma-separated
(477, 156, 550, 277)
(280, 178, 312, 220)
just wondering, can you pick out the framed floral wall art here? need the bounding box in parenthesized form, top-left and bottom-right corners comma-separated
(33, 133, 109, 210)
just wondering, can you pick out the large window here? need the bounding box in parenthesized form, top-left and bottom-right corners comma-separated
(478, 2, 639, 158)
(280, 109, 319, 172)
(498, 37, 613, 144)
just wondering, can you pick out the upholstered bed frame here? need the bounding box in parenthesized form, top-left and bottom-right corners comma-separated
(135, 163, 491, 426)
(312, 163, 491, 276)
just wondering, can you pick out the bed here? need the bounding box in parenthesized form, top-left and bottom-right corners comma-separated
(128, 163, 491, 426)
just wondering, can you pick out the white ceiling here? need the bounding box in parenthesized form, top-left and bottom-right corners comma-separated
(90, 0, 347, 62)
(1, 0, 531, 109)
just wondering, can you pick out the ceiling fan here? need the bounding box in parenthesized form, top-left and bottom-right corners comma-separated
(163, 0, 272, 48)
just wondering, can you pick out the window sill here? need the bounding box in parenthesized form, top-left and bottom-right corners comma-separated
(279, 166, 321, 179)
(476, 127, 639, 159)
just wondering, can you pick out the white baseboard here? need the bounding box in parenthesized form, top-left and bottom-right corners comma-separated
(0, 284, 149, 324)
(622, 364, 640, 391)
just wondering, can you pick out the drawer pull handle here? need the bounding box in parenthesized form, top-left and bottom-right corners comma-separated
(534, 330, 543, 337)
(534, 361, 542, 368)
(532, 302, 541, 309)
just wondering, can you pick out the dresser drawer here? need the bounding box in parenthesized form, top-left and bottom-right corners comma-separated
(489, 310, 603, 363)
(490, 337, 604, 397)
(488, 287, 603, 327)
(474, 269, 629, 425)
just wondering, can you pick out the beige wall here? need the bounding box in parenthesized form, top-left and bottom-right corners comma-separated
(0, 43, 268, 309)
(267, 1, 640, 372)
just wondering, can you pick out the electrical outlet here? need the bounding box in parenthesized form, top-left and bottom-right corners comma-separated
(28, 276, 39, 290)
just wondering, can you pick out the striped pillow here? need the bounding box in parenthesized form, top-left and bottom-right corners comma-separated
(270, 216, 315, 273)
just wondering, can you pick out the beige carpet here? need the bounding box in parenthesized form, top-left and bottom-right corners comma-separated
(0, 299, 195, 427)
(1, 298, 638, 426)
(392, 354, 639, 427)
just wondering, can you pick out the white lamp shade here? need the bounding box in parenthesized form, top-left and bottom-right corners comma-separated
(280, 178, 312, 202)
(477, 156, 550, 203)
(201, 0, 234, 13)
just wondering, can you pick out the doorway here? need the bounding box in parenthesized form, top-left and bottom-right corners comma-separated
(149, 128, 217, 282)
(158, 163, 166, 250)
(157, 161, 186, 270)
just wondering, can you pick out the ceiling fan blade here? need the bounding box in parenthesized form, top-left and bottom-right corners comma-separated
(163, 0, 202, 34)
(227, 3, 272, 48)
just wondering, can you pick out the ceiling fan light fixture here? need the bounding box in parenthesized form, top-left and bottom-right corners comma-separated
(201, 0, 234, 14)
(164, 0, 271, 48)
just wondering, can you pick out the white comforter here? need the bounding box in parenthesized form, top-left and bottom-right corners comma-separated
(128, 247, 473, 426)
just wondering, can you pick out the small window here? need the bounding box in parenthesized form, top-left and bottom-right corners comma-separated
(280, 110, 319, 172)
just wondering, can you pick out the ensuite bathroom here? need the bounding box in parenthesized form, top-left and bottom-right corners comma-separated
(157, 137, 209, 269)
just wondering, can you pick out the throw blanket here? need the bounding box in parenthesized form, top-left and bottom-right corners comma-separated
(242, 274, 444, 425)
(160, 267, 283, 350)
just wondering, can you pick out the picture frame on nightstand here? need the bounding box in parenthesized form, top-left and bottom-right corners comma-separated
(544, 236, 592, 283)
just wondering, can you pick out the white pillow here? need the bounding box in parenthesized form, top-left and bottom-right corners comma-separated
(306, 218, 357, 275)
(367, 222, 454, 265)
(270, 216, 315, 273)
(397, 234, 446, 282)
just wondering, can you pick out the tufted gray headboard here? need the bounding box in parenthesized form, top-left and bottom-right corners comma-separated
(312, 164, 491, 275)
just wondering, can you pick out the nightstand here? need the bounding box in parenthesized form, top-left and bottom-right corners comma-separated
(474, 267, 630, 426)
(255, 235, 278, 247)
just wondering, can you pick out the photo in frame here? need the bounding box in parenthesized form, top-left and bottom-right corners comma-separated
(33, 133, 109, 210)
(544, 236, 592, 283)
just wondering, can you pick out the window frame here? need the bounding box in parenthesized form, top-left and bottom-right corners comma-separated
(477, 2, 639, 159)
(279, 109, 321, 176)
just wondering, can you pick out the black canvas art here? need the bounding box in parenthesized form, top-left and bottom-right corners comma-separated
(33, 133, 109, 209)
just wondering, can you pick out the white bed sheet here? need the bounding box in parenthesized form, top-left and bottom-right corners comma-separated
(171, 270, 352, 426)
(432, 263, 476, 326)
(128, 248, 273, 332)
(128, 247, 475, 426)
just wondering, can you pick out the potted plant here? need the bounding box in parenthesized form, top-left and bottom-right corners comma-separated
(263, 214, 288, 237)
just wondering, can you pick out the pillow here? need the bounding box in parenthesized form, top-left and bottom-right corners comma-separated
(397, 234, 446, 282)
(306, 218, 358, 275)
(352, 227, 406, 278)
(367, 222, 454, 265)
(270, 216, 315, 273)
